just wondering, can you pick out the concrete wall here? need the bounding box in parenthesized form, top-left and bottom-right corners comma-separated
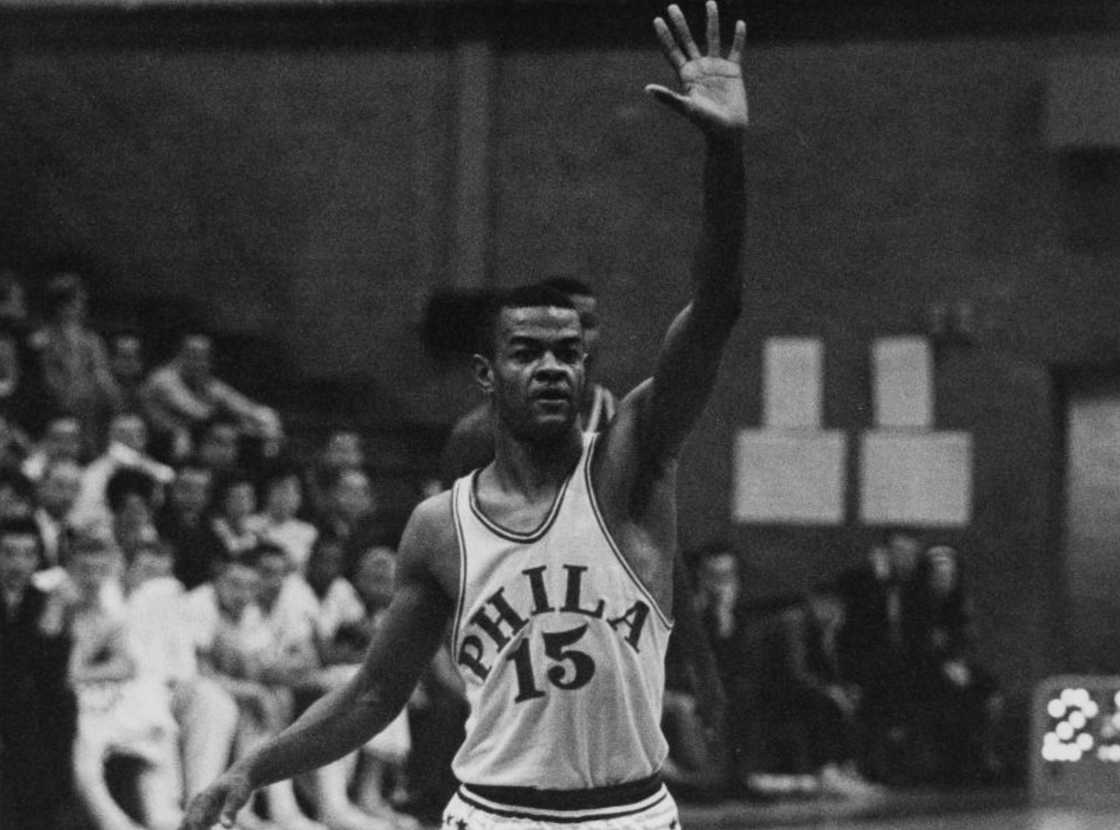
(5, 10, 1120, 711)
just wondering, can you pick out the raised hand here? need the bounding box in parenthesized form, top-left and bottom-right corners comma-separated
(646, 2, 748, 135)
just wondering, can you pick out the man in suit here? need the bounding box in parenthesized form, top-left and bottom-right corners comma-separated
(0, 516, 78, 830)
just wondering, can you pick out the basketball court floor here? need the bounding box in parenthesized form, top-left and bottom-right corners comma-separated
(787, 806, 1120, 830)
(679, 786, 1120, 829)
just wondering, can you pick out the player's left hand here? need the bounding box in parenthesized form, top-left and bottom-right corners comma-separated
(180, 767, 254, 830)
(646, 2, 748, 136)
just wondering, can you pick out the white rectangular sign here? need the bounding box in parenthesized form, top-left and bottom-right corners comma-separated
(733, 429, 847, 525)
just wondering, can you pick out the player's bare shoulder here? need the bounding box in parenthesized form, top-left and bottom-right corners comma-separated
(397, 488, 460, 602)
(594, 380, 680, 496)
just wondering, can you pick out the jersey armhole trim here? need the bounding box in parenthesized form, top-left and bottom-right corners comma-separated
(583, 434, 673, 630)
(449, 479, 469, 653)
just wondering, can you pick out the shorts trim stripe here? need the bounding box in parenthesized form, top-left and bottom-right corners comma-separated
(457, 784, 669, 823)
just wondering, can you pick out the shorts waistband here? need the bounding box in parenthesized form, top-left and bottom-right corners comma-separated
(459, 774, 664, 814)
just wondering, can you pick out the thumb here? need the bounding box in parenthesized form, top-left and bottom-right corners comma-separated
(219, 784, 250, 828)
(644, 84, 691, 118)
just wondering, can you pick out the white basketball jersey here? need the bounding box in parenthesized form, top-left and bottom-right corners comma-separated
(450, 434, 672, 789)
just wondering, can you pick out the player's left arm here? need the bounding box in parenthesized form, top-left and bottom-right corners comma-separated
(630, 2, 748, 463)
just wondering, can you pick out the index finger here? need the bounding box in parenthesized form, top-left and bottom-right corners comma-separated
(652, 16, 687, 71)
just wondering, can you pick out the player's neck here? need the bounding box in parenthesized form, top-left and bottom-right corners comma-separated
(490, 429, 582, 496)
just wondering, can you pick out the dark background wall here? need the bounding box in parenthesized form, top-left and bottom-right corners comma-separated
(4, 2, 1120, 730)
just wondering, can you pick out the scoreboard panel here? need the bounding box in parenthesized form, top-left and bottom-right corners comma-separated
(1031, 675, 1120, 804)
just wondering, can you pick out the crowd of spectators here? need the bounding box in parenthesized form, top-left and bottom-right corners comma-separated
(0, 270, 455, 830)
(0, 269, 1007, 830)
(661, 530, 1006, 802)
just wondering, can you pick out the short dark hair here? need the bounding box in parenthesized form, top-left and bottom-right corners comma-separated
(539, 275, 594, 299)
(210, 468, 257, 511)
(480, 284, 578, 358)
(0, 516, 42, 550)
(43, 272, 85, 318)
(258, 459, 304, 492)
(0, 464, 36, 505)
(191, 414, 240, 449)
(70, 532, 116, 559)
(106, 467, 158, 514)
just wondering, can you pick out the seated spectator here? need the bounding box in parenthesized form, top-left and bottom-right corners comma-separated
(0, 516, 77, 830)
(304, 535, 367, 667)
(661, 556, 728, 800)
(837, 529, 925, 784)
(192, 415, 244, 474)
(141, 334, 280, 463)
(71, 412, 175, 531)
(33, 273, 123, 454)
(208, 468, 263, 560)
(23, 414, 84, 481)
(779, 584, 879, 798)
(108, 332, 147, 414)
(693, 542, 769, 796)
(157, 463, 216, 590)
(306, 429, 365, 520)
(67, 535, 181, 830)
(186, 549, 323, 830)
(252, 541, 394, 830)
(34, 457, 83, 569)
(314, 467, 386, 575)
(120, 536, 240, 807)
(0, 463, 35, 521)
(0, 410, 32, 469)
(248, 462, 318, 574)
(0, 268, 47, 434)
(908, 544, 1004, 786)
(105, 467, 163, 561)
(346, 545, 422, 828)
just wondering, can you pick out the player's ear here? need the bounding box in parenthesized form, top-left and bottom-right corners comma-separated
(472, 354, 495, 394)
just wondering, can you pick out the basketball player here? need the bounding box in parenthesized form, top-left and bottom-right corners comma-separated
(182, 4, 747, 828)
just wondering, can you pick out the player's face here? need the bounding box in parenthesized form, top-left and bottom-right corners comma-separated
(484, 306, 586, 441)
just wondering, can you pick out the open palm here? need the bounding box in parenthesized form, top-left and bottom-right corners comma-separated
(647, 3, 749, 134)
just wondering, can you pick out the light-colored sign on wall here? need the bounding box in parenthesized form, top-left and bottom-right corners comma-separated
(872, 336, 933, 428)
(763, 337, 823, 428)
(859, 431, 972, 526)
(733, 429, 847, 525)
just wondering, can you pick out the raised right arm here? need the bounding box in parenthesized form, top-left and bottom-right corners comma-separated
(180, 497, 456, 830)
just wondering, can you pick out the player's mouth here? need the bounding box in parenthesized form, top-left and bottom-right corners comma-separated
(532, 386, 572, 402)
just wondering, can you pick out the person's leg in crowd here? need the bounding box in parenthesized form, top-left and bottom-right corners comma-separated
(308, 754, 394, 830)
(173, 676, 240, 800)
(353, 708, 419, 830)
(72, 732, 145, 830)
(239, 687, 326, 830)
(132, 731, 185, 830)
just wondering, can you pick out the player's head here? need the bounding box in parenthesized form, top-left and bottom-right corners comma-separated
(538, 275, 601, 363)
(474, 285, 586, 443)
